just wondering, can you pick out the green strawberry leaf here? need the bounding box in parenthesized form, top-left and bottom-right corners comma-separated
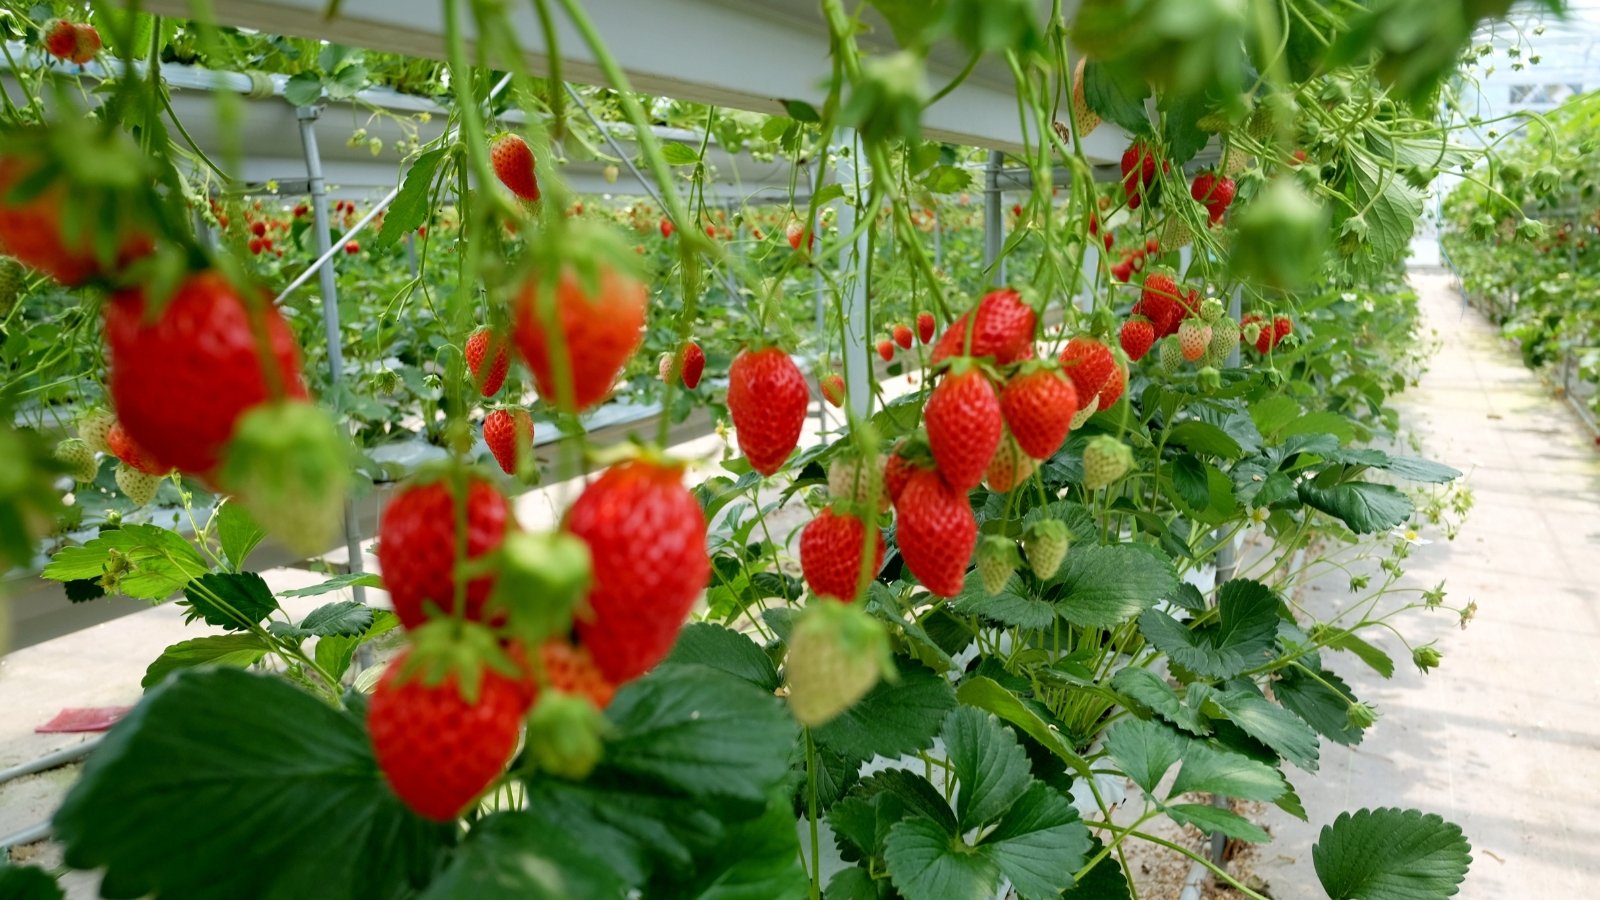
(141, 633, 271, 690)
(214, 500, 264, 571)
(417, 811, 629, 899)
(53, 669, 450, 900)
(43, 524, 208, 601)
(662, 622, 780, 691)
(1110, 668, 1211, 736)
(278, 571, 387, 598)
(1082, 59, 1151, 135)
(1064, 838, 1132, 899)
(1298, 481, 1414, 534)
(377, 146, 447, 249)
(981, 781, 1092, 899)
(1313, 808, 1472, 900)
(812, 658, 955, 763)
(1050, 543, 1178, 629)
(646, 793, 808, 900)
(945, 706, 1035, 832)
(884, 816, 999, 900)
(1136, 578, 1280, 679)
(0, 865, 64, 900)
(1274, 666, 1365, 746)
(1166, 803, 1271, 843)
(1102, 717, 1184, 797)
(1211, 689, 1321, 772)
(181, 571, 279, 631)
(271, 599, 374, 639)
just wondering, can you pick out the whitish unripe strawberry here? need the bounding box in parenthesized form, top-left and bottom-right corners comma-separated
(77, 409, 114, 454)
(54, 438, 99, 483)
(827, 453, 889, 514)
(115, 463, 160, 506)
(219, 402, 351, 557)
(1023, 519, 1070, 580)
(976, 536, 1019, 596)
(784, 601, 890, 726)
(1206, 317, 1240, 367)
(1159, 335, 1185, 374)
(1081, 436, 1132, 490)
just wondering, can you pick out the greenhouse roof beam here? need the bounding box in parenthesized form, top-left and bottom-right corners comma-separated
(137, 0, 1125, 160)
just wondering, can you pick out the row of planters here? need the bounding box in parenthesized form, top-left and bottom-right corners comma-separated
(1441, 89, 1600, 425)
(0, 0, 1523, 897)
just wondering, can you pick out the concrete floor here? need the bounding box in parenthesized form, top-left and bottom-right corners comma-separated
(1250, 272, 1600, 897)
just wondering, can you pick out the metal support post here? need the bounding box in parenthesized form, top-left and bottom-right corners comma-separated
(297, 105, 367, 608)
(984, 150, 1005, 285)
(833, 131, 872, 419)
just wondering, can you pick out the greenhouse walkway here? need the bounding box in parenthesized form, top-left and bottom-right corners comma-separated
(1250, 271, 1600, 897)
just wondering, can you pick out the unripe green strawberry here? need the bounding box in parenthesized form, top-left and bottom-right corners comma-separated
(976, 535, 1019, 596)
(1159, 216, 1192, 251)
(1069, 57, 1100, 139)
(784, 601, 890, 727)
(1199, 298, 1225, 323)
(1023, 519, 1070, 580)
(1206, 317, 1240, 366)
(54, 438, 99, 483)
(115, 462, 160, 506)
(1246, 106, 1273, 141)
(524, 692, 605, 781)
(1222, 148, 1252, 177)
(0, 257, 23, 317)
(1159, 335, 1185, 374)
(1177, 320, 1211, 362)
(1081, 436, 1132, 490)
(1068, 396, 1098, 430)
(1196, 366, 1222, 392)
(76, 409, 115, 455)
(827, 452, 888, 514)
(219, 402, 351, 557)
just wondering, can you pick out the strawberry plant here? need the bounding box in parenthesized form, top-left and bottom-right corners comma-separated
(0, 0, 1540, 898)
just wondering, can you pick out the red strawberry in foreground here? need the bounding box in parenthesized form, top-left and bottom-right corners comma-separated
(800, 508, 885, 602)
(820, 373, 846, 408)
(929, 288, 1036, 366)
(925, 366, 1003, 492)
(1120, 317, 1156, 361)
(1134, 272, 1185, 338)
(1000, 363, 1079, 460)
(465, 328, 510, 397)
(368, 651, 532, 822)
(511, 262, 647, 412)
(877, 339, 895, 362)
(1121, 142, 1157, 210)
(678, 342, 706, 389)
(489, 134, 541, 202)
(1059, 337, 1117, 413)
(1273, 316, 1293, 343)
(565, 459, 710, 684)
(1178, 319, 1211, 362)
(1097, 361, 1127, 410)
(67, 24, 100, 64)
(484, 408, 534, 475)
(105, 271, 306, 478)
(541, 640, 616, 710)
(893, 323, 914, 350)
(728, 347, 809, 476)
(0, 151, 148, 286)
(884, 450, 921, 503)
(895, 469, 977, 598)
(378, 475, 514, 629)
(106, 421, 163, 475)
(916, 312, 936, 344)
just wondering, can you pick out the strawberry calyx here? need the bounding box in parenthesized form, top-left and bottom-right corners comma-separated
(398, 619, 530, 705)
(484, 530, 592, 647)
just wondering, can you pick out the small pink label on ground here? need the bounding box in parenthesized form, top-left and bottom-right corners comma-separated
(36, 707, 132, 733)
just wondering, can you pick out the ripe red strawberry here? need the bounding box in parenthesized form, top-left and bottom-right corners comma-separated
(483, 408, 533, 475)
(1192, 171, 1236, 221)
(1120, 317, 1156, 361)
(892, 323, 914, 350)
(894, 469, 977, 597)
(1097, 362, 1127, 409)
(678, 341, 706, 389)
(1000, 364, 1079, 460)
(368, 651, 532, 821)
(378, 475, 514, 629)
(916, 311, 936, 344)
(1111, 260, 1133, 283)
(1059, 337, 1117, 411)
(660, 218, 674, 239)
(344, 240, 359, 254)
(106, 421, 163, 475)
(728, 347, 809, 476)
(105, 271, 306, 478)
(489, 134, 541, 202)
(820, 373, 846, 408)
(1134, 273, 1185, 338)
(1178, 319, 1211, 362)
(800, 507, 885, 602)
(884, 450, 922, 503)
(42, 20, 77, 60)
(565, 459, 710, 683)
(465, 328, 510, 397)
(1273, 315, 1293, 343)
(929, 289, 1036, 366)
(512, 263, 646, 412)
(0, 153, 148, 285)
(1120, 142, 1157, 210)
(925, 367, 1003, 492)
(541, 640, 615, 710)
(877, 339, 894, 362)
